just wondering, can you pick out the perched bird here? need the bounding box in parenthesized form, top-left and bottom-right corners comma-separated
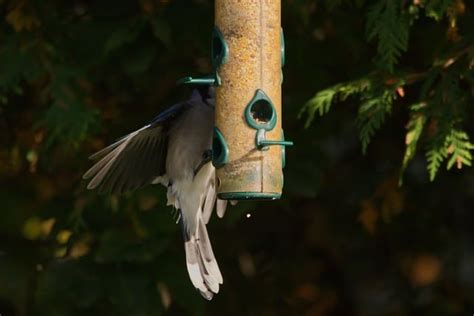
(83, 87, 227, 299)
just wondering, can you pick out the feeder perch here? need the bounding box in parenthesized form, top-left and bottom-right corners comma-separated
(181, 0, 292, 201)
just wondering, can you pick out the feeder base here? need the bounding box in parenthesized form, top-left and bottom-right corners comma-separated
(217, 192, 281, 201)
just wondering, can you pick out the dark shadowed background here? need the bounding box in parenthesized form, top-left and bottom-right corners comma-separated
(1, 0, 474, 315)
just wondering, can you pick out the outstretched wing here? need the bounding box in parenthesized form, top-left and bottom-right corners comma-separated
(83, 101, 190, 194)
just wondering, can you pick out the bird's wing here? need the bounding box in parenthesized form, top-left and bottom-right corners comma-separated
(83, 101, 190, 194)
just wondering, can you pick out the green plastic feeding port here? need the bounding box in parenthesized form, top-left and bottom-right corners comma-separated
(245, 89, 277, 131)
(212, 26, 229, 69)
(245, 89, 294, 150)
(212, 127, 229, 168)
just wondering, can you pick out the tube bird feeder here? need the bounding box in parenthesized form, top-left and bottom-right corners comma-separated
(212, 0, 292, 200)
(181, 0, 292, 200)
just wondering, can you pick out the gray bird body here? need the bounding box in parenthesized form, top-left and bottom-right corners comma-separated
(83, 89, 226, 299)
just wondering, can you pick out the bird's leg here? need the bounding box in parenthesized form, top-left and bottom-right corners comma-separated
(194, 149, 213, 176)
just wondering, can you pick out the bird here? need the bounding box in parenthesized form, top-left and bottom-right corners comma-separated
(83, 87, 227, 299)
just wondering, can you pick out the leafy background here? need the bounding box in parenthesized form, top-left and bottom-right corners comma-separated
(1, 0, 474, 315)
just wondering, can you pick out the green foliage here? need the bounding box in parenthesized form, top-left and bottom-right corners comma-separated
(303, 0, 474, 183)
(445, 129, 474, 170)
(400, 103, 426, 184)
(301, 78, 371, 127)
(366, 0, 411, 73)
(425, 0, 455, 20)
(0, 34, 44, 90)
(302, 77, 400, 153)
(104, 18, 146, 54)
(426, 125, 450, 181)
(37, 103, 99, 148)
(357, 88, 396, 153)
(424, 126, 474, 181)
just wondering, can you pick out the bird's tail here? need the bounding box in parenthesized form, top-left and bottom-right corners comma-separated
(184, 211, 222, 300)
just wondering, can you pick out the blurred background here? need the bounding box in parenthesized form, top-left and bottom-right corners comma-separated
(1, 0, 474, 315)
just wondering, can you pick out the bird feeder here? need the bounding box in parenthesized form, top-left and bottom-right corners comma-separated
(181, 0, 292, 200)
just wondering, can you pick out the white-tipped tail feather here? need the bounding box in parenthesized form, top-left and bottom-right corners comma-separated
(202, 180, 216, 224)
(184, 211, 222, 299)
(174, 163, 223, 299)
(216, 200, 227, 218)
